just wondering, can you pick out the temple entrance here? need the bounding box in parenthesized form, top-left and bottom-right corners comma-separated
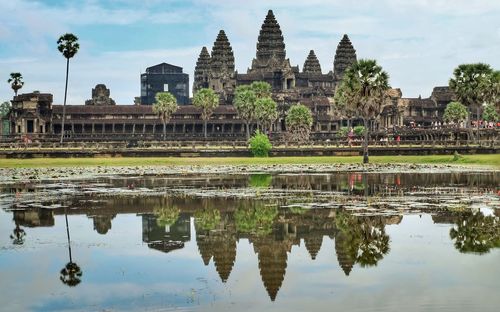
(286, 78, 293, 90)
(26, 120, 34, 133)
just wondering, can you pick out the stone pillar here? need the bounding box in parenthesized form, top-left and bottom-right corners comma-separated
(123, 123, 126, 133)
(132, 124, 136, 134)
(92, 123, 95, 134)
(112, 123, 115, 133)
(102, 124, 105, 134)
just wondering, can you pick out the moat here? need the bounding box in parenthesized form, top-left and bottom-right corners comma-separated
(1, 170, 499, 311)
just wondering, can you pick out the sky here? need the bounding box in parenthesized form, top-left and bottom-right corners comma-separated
(0, 0, 499, 104)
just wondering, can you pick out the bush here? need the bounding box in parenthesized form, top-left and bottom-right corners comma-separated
(337, 127, 349, 138)
(353, 126, 365, 136)
(249, 130, 272, 157)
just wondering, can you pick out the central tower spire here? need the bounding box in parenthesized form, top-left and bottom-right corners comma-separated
(255, 10, 286, 63)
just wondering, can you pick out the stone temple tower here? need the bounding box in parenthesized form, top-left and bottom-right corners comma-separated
(333, 34, 357, 82)
(303, 50, 322, 75)
(249, 10, 292, 73)
(193, 46, 211, 93)
(208, 30, 236, 95)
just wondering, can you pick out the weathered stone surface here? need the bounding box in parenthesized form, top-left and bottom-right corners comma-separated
(193, 46, 211, 93)
(85, 84, 116, 106)
(333, 34, 357, 82)
(303, 50, 322, 74)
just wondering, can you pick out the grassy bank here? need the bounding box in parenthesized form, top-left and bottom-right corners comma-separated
(0, 154, 498, 168)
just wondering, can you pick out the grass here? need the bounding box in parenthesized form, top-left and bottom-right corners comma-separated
(0, 154, 498, 168)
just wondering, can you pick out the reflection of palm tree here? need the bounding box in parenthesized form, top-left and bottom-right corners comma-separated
(194, 206, 221, 231)
(450, 210, 500, 254)
(60, 208, 82, 287)
(335, 212, 391, 273)
(10, 223, 26, 245)
(235, 202, 278, 236)
(154, 205, 180, 227)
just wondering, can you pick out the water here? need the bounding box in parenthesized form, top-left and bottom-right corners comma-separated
(0, 172, 499, 311)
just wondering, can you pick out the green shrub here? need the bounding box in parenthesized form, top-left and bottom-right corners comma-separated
(353, 126, 365, 136)
(337, 127, 349, 138)
(249, 130, 272, 157)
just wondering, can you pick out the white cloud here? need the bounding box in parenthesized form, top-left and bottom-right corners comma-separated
(1, 0, 499, 103)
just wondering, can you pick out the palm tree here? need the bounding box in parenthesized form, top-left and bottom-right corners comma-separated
(152, 92, 178, 139)
(233, 85, 257, 140)
(57, 33, 80, 144)
(60, 207, 82, 287)
(334, 59, 390, 163)
(449, 63, 495, 142)
(193, 88, 219, 138)
(7, 72, 24, 96)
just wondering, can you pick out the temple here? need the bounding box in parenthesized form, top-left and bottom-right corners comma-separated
(4, 9, 458, 139)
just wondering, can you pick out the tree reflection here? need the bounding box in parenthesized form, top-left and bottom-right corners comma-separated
(449, 210, 500, 254)
(194, 205, 221, 231)
(335, 212, 390, 273)
(154, 205, 180, 228)
(10, 223, 26, 245)
(235, 202, 278, 236)
(60, 208, 82, 287)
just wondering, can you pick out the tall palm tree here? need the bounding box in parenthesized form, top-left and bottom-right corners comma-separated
(60, 207, 82, 287)
(152, 92, 178, 139)
(193, 88, 219, 138)
(57, 33, 80, 144)
(334, 59, 390, 163)
(7, 72, 24, 96)
(449, 63, 495, 142)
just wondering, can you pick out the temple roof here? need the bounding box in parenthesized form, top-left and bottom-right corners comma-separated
(303, 50, 322, 74)
(255, 10, 286, 63)
(195, 47, 211, 72)
(210, 30, 235, 74)
(333, 34, 357, 81)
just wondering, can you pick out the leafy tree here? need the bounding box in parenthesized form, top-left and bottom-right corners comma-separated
(443, 101, 468, 126)
(449, 63, 497, 140)
(353, 125, 365, 136)
(57, 33, 80, 144)
(193, 88, 219, 138)
(234, 85, 257, 140)
(249, 130, 272, 157)
(250, 81, 272, 98)
(0, 101, 11, 118)
(233, 81, 273, 139)
(333, 59, 390, 163)
(153, 92, 178, 139)
(7, 72, 24, 96)
(482, 103, 499, 123)
(255, 97, 278, 133)
(285, 104, 313, 144)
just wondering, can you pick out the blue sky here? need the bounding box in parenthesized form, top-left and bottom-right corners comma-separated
(1, 0, 499, 104)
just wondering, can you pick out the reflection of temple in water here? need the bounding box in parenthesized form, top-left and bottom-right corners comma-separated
(7, 193, 499, 301)
(142, 213, 191, 253)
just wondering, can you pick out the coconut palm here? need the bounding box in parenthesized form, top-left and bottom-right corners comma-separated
(7, 72, 24, 96)
(193, 88, 219, 138)
(153, 92, 178, 139)
(60, 208, 82, 287)
(334, 59, 390, 163)
(57, 33, 80, 144)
